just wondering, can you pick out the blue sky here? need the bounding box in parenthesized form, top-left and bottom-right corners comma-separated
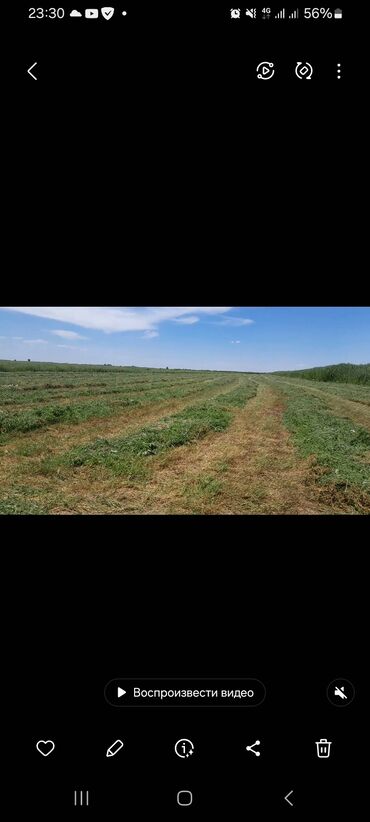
(0, 306, 369, 371)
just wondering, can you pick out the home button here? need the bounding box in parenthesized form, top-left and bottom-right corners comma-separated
(177, 790, 193, 807)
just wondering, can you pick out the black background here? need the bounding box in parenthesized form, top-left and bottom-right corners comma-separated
(19, 519, 362, 817)
(21, 2, 346, 89)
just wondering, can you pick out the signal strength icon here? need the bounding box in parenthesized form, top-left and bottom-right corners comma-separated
(275, 8, 285, 19)
(289, 8, 299, 18)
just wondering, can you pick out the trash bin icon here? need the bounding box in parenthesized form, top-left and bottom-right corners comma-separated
(316, 739, 332, 758)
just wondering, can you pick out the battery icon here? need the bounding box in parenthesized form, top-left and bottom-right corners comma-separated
(334, 8, 343, 18)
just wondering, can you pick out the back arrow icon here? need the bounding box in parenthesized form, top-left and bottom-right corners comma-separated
(27, 62, 38, 80)
(285, 790, 294, 807)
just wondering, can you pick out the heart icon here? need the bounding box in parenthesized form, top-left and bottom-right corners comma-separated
(101, 7, 114, 19)
(36, 740, 55, 757)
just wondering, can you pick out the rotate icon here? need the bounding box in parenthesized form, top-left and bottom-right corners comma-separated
(295, 62, 313, 79)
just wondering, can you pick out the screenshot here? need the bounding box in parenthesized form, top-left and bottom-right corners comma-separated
(0, 306, 369, 515)
(21, 3, 346, 88)
(15, 4, 357, 811)
(15, 1, 358, 813)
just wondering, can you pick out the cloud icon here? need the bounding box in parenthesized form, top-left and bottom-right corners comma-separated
(70, 9, 82, 16)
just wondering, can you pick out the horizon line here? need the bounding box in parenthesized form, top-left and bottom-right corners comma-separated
(1, 358, 369, 373)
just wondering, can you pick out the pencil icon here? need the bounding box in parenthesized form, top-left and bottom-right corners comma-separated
(106, 739, 124, 758)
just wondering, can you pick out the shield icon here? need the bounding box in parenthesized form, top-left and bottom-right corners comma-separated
(101, 7, 115, 20)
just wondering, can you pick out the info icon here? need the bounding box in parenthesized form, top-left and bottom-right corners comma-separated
(327, 678, 355, 707)
(175, 739, 194, 759)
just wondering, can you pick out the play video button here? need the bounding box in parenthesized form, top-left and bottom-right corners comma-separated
(256, 62, 275, 80)
(105, 678, 266, 707)
(104, 679, 131, 705)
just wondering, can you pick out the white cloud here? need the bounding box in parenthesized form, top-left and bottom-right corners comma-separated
(57, 344, 88, 351)
(173, 316, 199, 325)
(23, 339, 48, 344)
(231, 340, 241, 344)
(3, 306, 232, 333)
(50, 330, 88, 340)
(143, 330, 159, 339)
(12, 336, 23, 340)
(218, 317, 254, 327)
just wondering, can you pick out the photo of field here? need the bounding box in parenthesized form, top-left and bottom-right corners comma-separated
(1, 356, 369, 515)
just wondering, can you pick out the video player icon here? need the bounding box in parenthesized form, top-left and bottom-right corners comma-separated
(256, 62, 275, 80)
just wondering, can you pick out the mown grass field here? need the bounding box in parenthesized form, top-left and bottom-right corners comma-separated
(0, 361, 369, 514)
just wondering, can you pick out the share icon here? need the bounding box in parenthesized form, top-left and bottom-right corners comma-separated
(246, 739, 261, 756)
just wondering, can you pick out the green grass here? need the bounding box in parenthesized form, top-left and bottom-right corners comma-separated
(0, 398, 140, 435)
(212, 380, 257, 408)
(0, 498, 46, 514)
(0, 374, 215, 405)
(0, 375, 240, 436)
(183, 474, 224, 508)
(52, 380, 255, 481)
(0, 361, 165, 373)
(0, 488, 50, 514)
(0, 360, 230, 374)
(278, 383, 370, 491)
(273, 362, 370, 386)
(60, 402, 233, 479)
(295, 380, 370, 406)
(15, 443, 47, 457)
(2, 359, 369, 514)
(267, 376, 370, 407)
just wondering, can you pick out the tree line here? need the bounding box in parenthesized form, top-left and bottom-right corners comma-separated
(273, 363, 370, 385)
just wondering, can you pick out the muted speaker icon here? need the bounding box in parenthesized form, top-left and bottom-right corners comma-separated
(334, 685, 346, 699)
(327, 678, 355, 707)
